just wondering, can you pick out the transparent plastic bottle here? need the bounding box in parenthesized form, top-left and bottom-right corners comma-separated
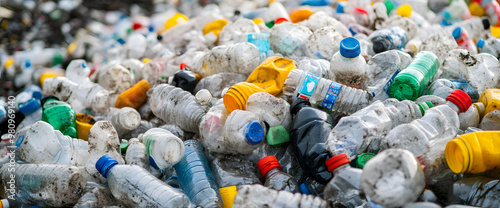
(246, 92, 290, 128)
(194, 73, 246, 98)
(425, 79, 455, 99)
(258, 155, 300, 193)
(300, 11, 351, 38)
(361, 149, 426, 207)
(329, 37, 367, 89)
(95, 155, 194, 207)
(211, 155, 261, 188)
(95, 62, 133, 93)
(149, 84, 208, 133)
(283, 68, 373, 115)
(368, 26, 408, 53)
(16, 98, 42, 131)
(100, 107, 141, 136)
(269, 21, 312, 57)
(125, 33, 147, 59)
(174, 140, 222, 208)
(443, 17, 490, 41)
(233, 184, 328, 208)
(125, 138, 149, 170)
(323, 153, 368, 207)
(295, 57, 330, 78)
(17, 121, 90, 166)
(218, 18, 260, 45)
(449, 176, 500, 207)
(477, 38, 500, 59)
(452, 27, 477, 54)
(140, 128, 185, 170)
(305, 27, 343, 60)
(0, 164, 87, 207)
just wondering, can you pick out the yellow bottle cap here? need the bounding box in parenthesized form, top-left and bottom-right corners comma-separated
(75, 113, 95, 141)
(203, 19, 229, 35)
(492, 26, 500, 38)
(67, 41, 77, 55)
(253, 18, 264, 25)
(142, 58, 151, 63)
(397, 4, 412, 18)
(162, 13, 189, 33)
(469, 2, 485, 17)
(4, 57, 13, 68)
(40, 72, 64, 86)
(290, 10, 314, 23)
(219, 186, 237, 208)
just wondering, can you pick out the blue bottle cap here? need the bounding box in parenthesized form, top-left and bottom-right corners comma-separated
(24, 60, 31, 68)
(300, 183, 311, 195)
(32, 91, 42, 101)
(477, 39, 485, 48)
(452, 27, 462, 40)
(244, 121, 264, 145)
(16, 135, 24, 149)
(441, 19, 450, 26)
(340, 37, 361, 58)
(336, 3, 344, 14)
(19, 98, 41, 116)
(348, 26, 357, 36)
(95, 155, 118, 178)
(443, 11, 451, 20)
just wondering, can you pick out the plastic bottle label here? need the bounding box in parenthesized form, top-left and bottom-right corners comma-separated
(297, 73, 320, 99)
(321, 81, 342, 109)
(383, 68, 402, 94)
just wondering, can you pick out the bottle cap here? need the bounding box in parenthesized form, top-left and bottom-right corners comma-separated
(325, 153, 350, 172)
(384, 0, 395, 15)
(41, 95, 60, 106)
(258, 155, 281, 178)
(300, 183, 311, 195)
(95, 155, 118, 178)
(340, 37, 361, 58)
(452, 27, 462, 40)
(275, 17, 289, 24)
(372, 41, 386, 54)
(476, 39, 485, 48)
(180, 62, 187, 70)
(120, 142, 129, 154)
(336, 3, 344, 14)
(266, 125, 290, 146)
(482, 17, 491, 30)
(244, 122, 264, 145)
(291, 98, 311, 116)
(417, 101, 434, 116)
(19, 98, 41, 116)
(446, 89, 472, 113)
(356, 153, 376, 169)
(396, 4, 412, 18)
(354, 7, 368, 15)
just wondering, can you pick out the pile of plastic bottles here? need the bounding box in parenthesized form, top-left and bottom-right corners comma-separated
(2, 0, 500, 207)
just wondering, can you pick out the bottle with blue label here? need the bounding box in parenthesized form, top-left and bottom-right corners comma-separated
(283, 68, 373, 115)
(368, 26, 408, 53)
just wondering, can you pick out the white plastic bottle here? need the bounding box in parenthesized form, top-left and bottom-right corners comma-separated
(125, 33, 147, 59)
(95, 155, 194, 207)
(16, 98, 43, 131)
(361, 149, 425, 207)
(149, 84, 209, 133)
(269, 21, 312, 57)
(18, 121, 90, 166)
(95, 62, 134, 93)
(233, 184, 328, 208)
(102, 107, 141, 136)
(306, 27, 343, 60)
(246, 92, 290, 128)
(283, 68, 373, 115)
(125, 138, 149, 170)
(477, 38, 500, 59)
(139, 128, 185, 169)
(425, 79, 455, 99)
(295, 57, 331, 78)
(65, 59, 92, 85)
(452, 27, 477, 55)
(0, 164, 87, 207)
(218, 18, 260, 45)
(329, 37, 367, 89)
(301, 11, 351, 38)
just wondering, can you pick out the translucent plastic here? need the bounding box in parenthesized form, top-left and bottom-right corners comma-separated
(102, 107, 141, 136)
(425, 79, 455, 99)
(233, 184, 328, 208)
(149, 84, 208, 133)
(263, 167, 301, 193)
(283, 69, 372, 115)
(305, 27, 343, 60)
(125, 138, 149, 170)
(16, 105, 42, 131)
(269, 22, 312, 57)
(0, 164, 87, 207)
(246, 92, 290, 127)
(140, 128, 185, 169)
(449, 176, 500, 207)
(329, 46, 368, 89)
(211, 155, 261, 188)
(194, 73, 246, 98)
(368, 26, 408, 53)
(300, 11, 351, 38)
(65, 59, 92, 85)
(323, 164, 368, 207)
(477, 37, 500, 59)
(174, 140, 222, 208)
(95, 63, 133, 93)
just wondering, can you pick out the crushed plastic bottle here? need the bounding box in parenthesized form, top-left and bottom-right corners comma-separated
(233, 184, 327, 207)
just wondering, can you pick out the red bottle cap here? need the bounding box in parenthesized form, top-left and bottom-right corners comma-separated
(354, 7, 368, 15)
(325, 153, 351, 172)
(180, 62, 187, 70)
(446, 89, 472, 113)
(275, 17, 289, 24)
(258, 156, 282, 178)
(132, 22, 143, 31)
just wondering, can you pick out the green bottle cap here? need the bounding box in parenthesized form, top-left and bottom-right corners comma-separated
(266, 125, 290, 146)
(52, 53, 63, 66)
(120, 142, 129, 154)
(417, 101, 434, 116)
(62, 126, 78, 139)
(384, 0, 395, 15)
(357, 153, 376, 169)
(265, 20, 275, 29)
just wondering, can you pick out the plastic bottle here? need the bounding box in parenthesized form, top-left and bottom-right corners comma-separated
(477, 38, 500, 59)
(246, 92, 290, 128)
(174, 140, 222, 208)
(223, 56, 295, 113)
(0, 164, 87, 207)
(149, 84, 208, 133)
(211, 155, 261, 188)
(232, 184, 328, 208)
(361, 149, 426, 207)
(305, 27, 343, 60)
(219, 186, 237, 208)
(65, 59, 92, 85)
(387, 51, 439, 101)
(452, 27, 477, 54)
(485, 1, 500, 27)
(329, 37, 367, 89)
(95, 63, 134, 93)
(479, 110, 500, 130)
(41, 96, 78, 138)
(16, 98, 42, 131)
(283, 68, 373, 115)
(114, 79, 151, 110)
(443, 17, 490, 42)
(326, 99, 432, 159)
(323, 153, 368, 207)
(381, 90, 471, 157)
(258, 155, 300, 193)
(448, 176, 500, 207)
(173, 66, 200, 94)
(368, 26, 408, 53)
(15, 84, 42, 105)
(446, 131, 500, 174)
(269, 22, 312, 57)
(217, 18, 260, 45)
(300, 11, 351, 38)
(125, 138, 150, 170)
(95, 155, 194, 207)
(425, 79, 455, 99)
(140, 128, 185, 170)
(450, 79, 480, 102)
(17, 121, 90, 166)
(478, 89, 500, 119)
(397, 4, 431, 29)
(295, 57, 330, 78)
(75, 113, 95, 141)
(289, 98, 333, 184)
(100, 107, 141, 136)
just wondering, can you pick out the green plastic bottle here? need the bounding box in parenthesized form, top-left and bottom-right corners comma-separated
(41, 96, 78, 138)
(387, 51, 439, 101)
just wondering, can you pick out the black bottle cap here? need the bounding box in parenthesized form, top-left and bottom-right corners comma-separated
(482, 17, 490, 30)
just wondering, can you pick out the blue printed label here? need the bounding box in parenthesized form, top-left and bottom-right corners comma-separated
(383, 68, 402, 94)
(321, 81, 342, 109)
(297, 73, 320, 99)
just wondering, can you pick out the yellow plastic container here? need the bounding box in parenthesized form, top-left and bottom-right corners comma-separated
(75, 113, 95, 141)
(478, 89, 500, 119)
(290, 9, 314, 23)
(469, 2, 485, 17)
(219, 186, 237, 208)
(223, 56, 296, 112)
(203, 19, 229, 42)
(115, 79, 151, 109)
(446, 131, 500, 174)
(161, 13, 189, 33)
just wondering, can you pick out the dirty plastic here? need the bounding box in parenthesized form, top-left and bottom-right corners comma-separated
(258, 155, 301, 193)
(41, 96, 78, 138)
(233, 184, 328, 208)
(368, 26, 408, 53)
(329, 37, 367, 89)
(140, 128, 184, 170)
(478, 89, 500, 119)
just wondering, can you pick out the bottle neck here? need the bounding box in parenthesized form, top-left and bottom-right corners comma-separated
(265, 168, 281, 178)
(446, 101, 461, 114)
(331, 163, 350, 175)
